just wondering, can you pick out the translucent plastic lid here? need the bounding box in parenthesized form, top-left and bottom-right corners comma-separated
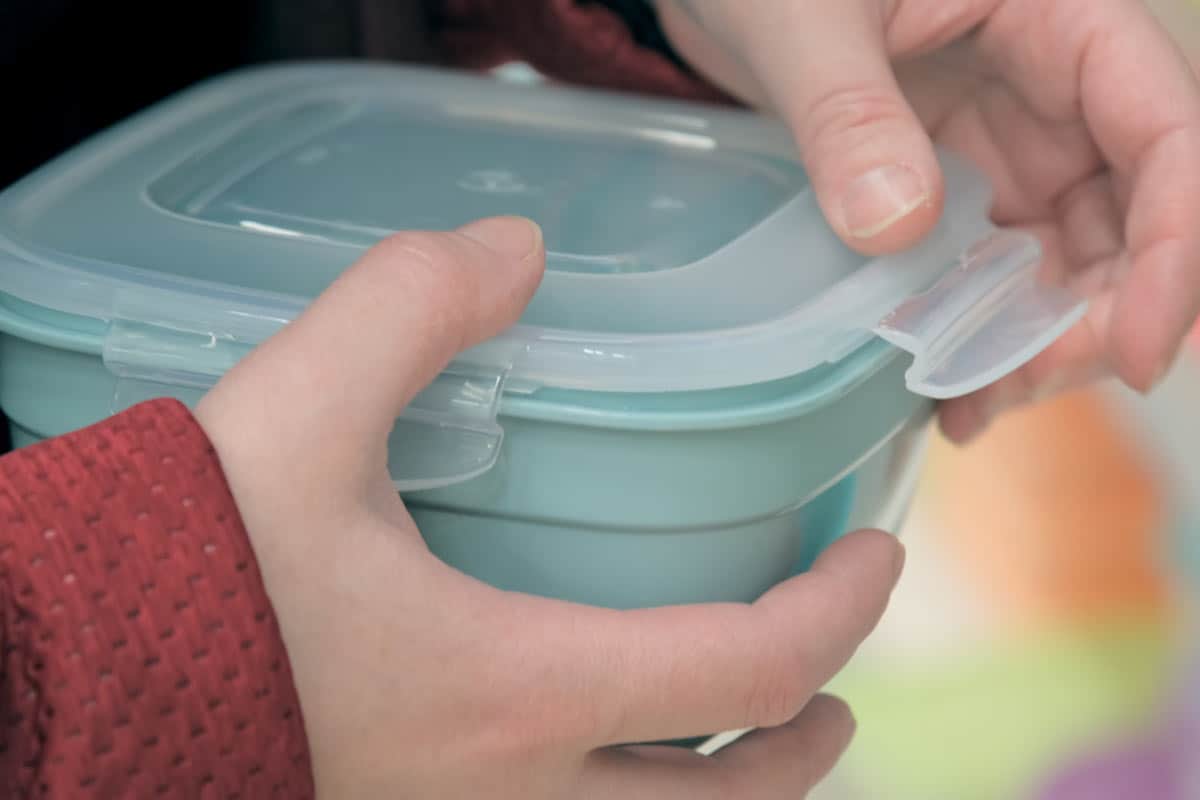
(0, 64, 1086, 489)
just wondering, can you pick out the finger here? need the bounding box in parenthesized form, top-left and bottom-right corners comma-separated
(938, 313, 1110, 445)
(1111, 166, 1200, 390)
(711, 693, 855, 791)
(653, 0, 772, 106)
(1056, 173, 1123, 275)
(1087, 9, 1200, 390)
(983, 0, 1200, 390)
(907, 60, 1102, 229)
(197, 217, 544, 478)
(938, 216, 1122, 444)
(579, 694, 855, 800)
(550, 529, 902, 745)
(723, 1, 942, 252)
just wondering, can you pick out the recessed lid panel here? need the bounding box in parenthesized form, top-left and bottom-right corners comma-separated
(0, 64, 1086, 489)
(148, 99, 800, 277)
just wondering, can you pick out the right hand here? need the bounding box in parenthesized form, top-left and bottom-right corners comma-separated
(195, 216, 905, 798)
(656, 0, 1200, 442)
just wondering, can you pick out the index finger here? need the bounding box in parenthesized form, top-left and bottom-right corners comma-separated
(544, 529, 903, 746)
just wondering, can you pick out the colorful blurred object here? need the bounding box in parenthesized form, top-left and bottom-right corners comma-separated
(1030, 336, 1200, 799)
(1033, 639, 1200, 800)
(820, 388, 1178, 799)
(830, 621, 1173, 800)
(819, 332, 1200, 799)
(924, 390, 1169, 631)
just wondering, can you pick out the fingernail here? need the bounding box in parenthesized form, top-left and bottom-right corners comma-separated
(841, 165, 929, 239)
(458, 217, 543, 261)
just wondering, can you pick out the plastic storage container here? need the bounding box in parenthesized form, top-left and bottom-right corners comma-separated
(0, 64, 1085, 608)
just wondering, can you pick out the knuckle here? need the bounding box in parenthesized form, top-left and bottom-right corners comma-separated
(796, 83, 914, 159)
(739, 571, 875, 731)
(368, 230, 480, 342)
(373, 230, 470, 293)
(742, 636, 810, 729)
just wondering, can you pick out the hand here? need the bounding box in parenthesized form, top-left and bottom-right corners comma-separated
(656, 0, 1200, 441)
(194, 217, 905, 798)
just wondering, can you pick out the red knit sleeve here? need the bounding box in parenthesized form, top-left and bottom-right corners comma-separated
(0, 400, 312, 798)
(435, 0, 732, 104)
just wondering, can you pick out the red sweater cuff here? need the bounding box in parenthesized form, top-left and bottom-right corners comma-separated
(0, 400, 312, 798)
(436, 0, 732, 104)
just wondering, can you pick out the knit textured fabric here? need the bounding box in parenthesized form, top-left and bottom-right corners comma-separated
(0, 401, 311, 798)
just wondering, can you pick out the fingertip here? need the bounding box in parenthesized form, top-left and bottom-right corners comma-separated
(456, 216, 543, 263)
(1118, 351, 1175, 395)
(1109, 310, 1182, 395)
(938, 395, 989, 445)
(835, 164, 944, 255)
(796, 693, 856, 741)
(813, 528, 905, 590)
(456, 216, 547, 324)
(1107, 213, 1200, 394)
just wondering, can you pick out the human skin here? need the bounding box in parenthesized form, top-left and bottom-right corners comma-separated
(655, 0, 1200, 442)
(194, 217, 905, 798)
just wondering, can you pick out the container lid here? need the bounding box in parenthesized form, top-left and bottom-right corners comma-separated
(0, 64, 1086, 489)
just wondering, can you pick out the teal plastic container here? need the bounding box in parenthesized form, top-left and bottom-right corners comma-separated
(0, 64, 1085, 608)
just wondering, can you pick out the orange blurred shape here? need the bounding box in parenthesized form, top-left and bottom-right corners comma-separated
(923, 388, 1168, 630)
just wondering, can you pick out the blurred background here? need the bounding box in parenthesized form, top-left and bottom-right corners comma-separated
(809, 5, 1200, 797)
(814, 337, 1200, 800)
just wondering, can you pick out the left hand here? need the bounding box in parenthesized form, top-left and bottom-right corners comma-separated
(196, 217, 903, 798)
(656, 0, 1200, 441)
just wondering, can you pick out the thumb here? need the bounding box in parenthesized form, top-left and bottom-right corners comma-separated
(732, 1, 943, 253)
(281, 217, 545, 432)
(197, 217, 544, 485)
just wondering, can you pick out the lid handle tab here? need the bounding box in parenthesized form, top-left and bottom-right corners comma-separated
(872, 230, 1087, 399)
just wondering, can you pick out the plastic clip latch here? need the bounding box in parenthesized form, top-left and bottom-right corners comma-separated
(873, 230, 1087, 399)
(100, 288, 514, 492)
(103, 319, 242, 412)
(386, 359, 511, 492)
(102, 286, 285, 412)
